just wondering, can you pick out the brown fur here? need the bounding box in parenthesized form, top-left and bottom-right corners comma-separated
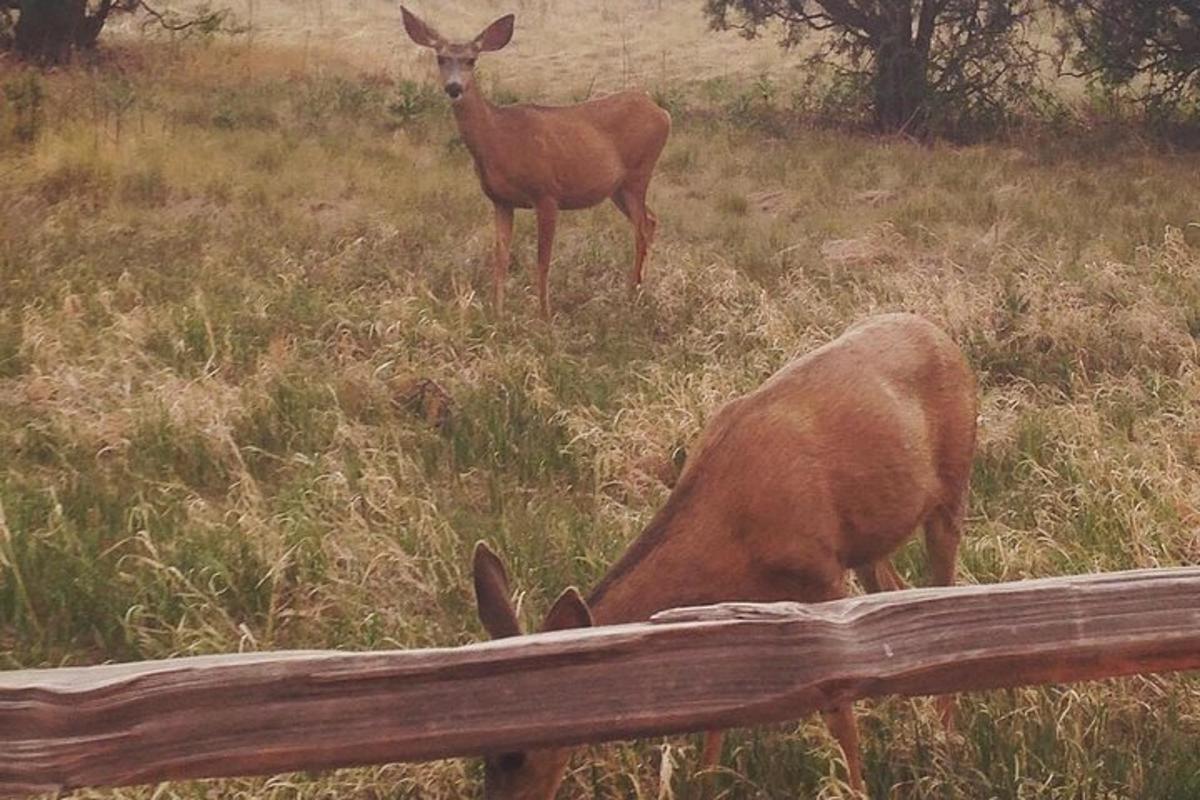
(400, 7, 671, 317)
(473, 313, 978, 798)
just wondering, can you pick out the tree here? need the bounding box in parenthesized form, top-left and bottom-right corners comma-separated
(704, 0, 1041, 134)
(1052, 1, 1200, 112)
(1, 0, 231, 63)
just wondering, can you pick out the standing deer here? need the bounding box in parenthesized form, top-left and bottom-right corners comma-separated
(471, 313, 978, 798)
(400, 7, 671, 318)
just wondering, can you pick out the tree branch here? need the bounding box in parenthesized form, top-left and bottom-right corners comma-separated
(136, 0, 226, 32)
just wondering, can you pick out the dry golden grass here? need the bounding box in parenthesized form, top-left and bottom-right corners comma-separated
(108, 0, 808, 97)
(2, 1, 1200, 797)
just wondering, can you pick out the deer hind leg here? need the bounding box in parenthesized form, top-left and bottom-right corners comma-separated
(534, 198, 558, 318)
(641, 203, 658, 285)
(636, 178, 659, 286)
(492, 203, 514, 315)
(613, 182, 654, 291)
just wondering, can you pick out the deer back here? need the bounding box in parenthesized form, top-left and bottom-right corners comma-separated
(587, 313, 977, 623)
(461, 91, 670, 210)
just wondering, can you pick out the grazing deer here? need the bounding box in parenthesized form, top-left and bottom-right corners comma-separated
(472, 313, 978, 798)
(400, 7, 671, 318)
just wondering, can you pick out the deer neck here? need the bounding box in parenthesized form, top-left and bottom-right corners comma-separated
(451, 84, 498, 165)
(586, 481, 721, 626)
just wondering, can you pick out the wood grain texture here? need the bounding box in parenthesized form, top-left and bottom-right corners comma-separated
(2, 568, 1199, 797)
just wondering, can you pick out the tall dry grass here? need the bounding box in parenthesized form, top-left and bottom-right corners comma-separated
(2, 0, 1200, 797)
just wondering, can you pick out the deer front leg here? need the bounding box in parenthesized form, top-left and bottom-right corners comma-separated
(534, 198, 558, 318)
(925, 502, 965, 731)
(811, 576, 867, 796)
(699, 729, 723, 769)
(823, 705, 866, 795)
(492, 203, 514, 315)
(855, 561, 910, 594)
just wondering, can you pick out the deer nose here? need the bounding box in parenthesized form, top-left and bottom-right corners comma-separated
(445, 82, 463, 99)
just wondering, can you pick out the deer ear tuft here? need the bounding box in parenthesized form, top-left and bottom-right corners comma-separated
(541, 587, 594, 633)
(473, 541, 522, 639)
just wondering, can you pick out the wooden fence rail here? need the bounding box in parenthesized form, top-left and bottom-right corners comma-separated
(2, 567, 1200, 797)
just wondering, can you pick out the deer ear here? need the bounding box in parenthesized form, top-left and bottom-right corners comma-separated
(473, 541, 522, 639)
(400, 6, 443, 49)
(541, 587, 594, 632)
(473, 14, 514, 52)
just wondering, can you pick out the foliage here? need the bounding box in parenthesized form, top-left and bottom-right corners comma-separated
(1, 71, 45, 144)
(703, 0, 1045, 136)
(1, 0, 235, 63)
(386, 79, 441, 125)
(1053, 0, 1200, 116)
(0, 2, 15, 49)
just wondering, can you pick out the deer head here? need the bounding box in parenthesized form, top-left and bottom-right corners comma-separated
(400, 7, 515, 102)
(472, 542, 594, 799)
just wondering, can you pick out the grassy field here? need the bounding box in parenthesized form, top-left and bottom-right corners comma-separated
(3, 0, 1200, 797)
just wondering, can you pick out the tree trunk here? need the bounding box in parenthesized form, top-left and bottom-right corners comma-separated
(872, 33, 929, 132)
(76, 0, 112, 48)
(12, 0, 108, 62)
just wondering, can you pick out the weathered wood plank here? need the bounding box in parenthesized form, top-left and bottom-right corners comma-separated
(2, 568, 1199, 797)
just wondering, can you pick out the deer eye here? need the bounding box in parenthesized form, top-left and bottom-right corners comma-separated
(436, 55, 448, 66)
(464, 58, 476, 68)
